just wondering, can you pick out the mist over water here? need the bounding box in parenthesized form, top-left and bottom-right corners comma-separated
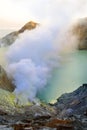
(6, 27, 60, 103)
(1, 0, 87, 103)
(38, 51, 87, 103)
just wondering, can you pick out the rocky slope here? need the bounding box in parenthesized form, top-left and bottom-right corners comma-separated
(72, 17, 87, 50)
(55, 84, 87, 114)
(0, 21, 39, 47)
(0, 65, 15, 92)
(0, 102, 75, 130)
(0, 84, 87, 129)
(54, 84, 87, 130)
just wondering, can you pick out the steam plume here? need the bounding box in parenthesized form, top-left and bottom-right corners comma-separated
(5, 0, 87, 104)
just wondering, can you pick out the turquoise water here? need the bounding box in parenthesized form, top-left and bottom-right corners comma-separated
(1, 30, 87, 103)
(38, 51, 87, 103)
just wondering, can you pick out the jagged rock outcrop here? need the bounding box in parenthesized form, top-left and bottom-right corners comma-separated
(55, 84, 87, 114)
(72, 17, 87, 50)
(0, 21, 39, 47)
(0, 65, 15, 92)
(54, 84, 87, 129)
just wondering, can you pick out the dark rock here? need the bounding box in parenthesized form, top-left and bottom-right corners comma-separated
(0, 125, 13, 130)
(39, 127, 57, 130)
(46, 118, 74, 130)
(55, 84, 87, 114)
(84, 110, 87, 116)
(13, 123, 32, 130)
(54, 84, 87, 129)
(0, 84, 87, 130)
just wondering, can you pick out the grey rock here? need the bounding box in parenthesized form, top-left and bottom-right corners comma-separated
(0, 125, 13, 130)
(55, 84, 87, 115)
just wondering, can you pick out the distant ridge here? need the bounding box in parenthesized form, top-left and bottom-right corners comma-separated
(0, 21, 39, 47)
(18, 21, 39, 33)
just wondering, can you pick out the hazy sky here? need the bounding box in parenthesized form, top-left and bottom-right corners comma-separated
(0, 0, 87, 29)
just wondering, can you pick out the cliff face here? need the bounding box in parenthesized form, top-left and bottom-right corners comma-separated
(0, 65, 15, 92)
(72, 18, 87, 50)
(0, 21, 39, 47)
(55, 84, 87, 117)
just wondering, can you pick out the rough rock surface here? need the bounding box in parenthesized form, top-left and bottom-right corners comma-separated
(0, 79, 87, 130)
(1, 84, 87, 129)
(0, 65, 15, 92)
(54, 84, 87, 129)
(55, 84, 87, 113)
(0, 104, 74, 130)
(72, 17, 87, 50)
(0, 21, 39, 46)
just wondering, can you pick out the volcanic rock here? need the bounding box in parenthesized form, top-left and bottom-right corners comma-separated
(0, 83, 87, 130)
(0, 65, 15, 92)
(72, 17, 87, 50)
(53, 84, 87, 129)
(0, 21, 39, 46)
(55, 84, 87, 114)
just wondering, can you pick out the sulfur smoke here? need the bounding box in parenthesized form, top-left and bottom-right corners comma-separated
(6, 27, 60, 103)
(5, 0, 87, 104)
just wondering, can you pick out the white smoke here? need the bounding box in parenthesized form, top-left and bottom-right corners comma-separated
(4, 0, 87, 104)
(6, 26, 60, 104)
(7, 59, 49, 102)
